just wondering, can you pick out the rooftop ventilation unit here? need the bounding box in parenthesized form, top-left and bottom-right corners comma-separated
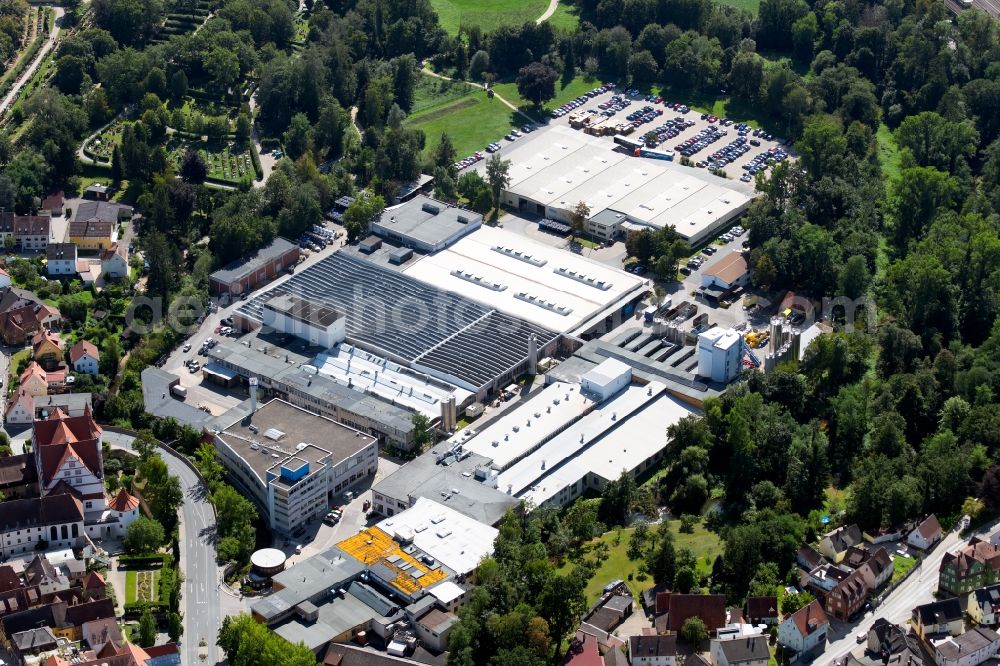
(263, 428, 285, 441)
(421, 203, 441, 215)
(492, 245, 547, 267)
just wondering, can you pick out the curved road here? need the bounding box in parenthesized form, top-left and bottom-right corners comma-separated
(103, 431, 221, 666)
(536, 0, 560, 23)
(0, 6, 65, 117)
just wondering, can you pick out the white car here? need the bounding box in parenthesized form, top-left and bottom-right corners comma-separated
(182, 344, 191, 352)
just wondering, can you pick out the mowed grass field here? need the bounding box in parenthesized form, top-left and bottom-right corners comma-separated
(558, 520, 722, 604)
(431, 0, 550, 35)
(714, 0, 761, 12)
(406, 87, 520, 158)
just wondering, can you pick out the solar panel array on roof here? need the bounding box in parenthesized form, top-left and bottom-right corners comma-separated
(237, 252, 557, 390)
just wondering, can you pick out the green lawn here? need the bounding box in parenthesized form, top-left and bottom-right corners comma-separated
(493, 74, 601, 115)
(891, 554, 917, 583)
(125, 570, 159, 604)
(413, 74, 477, 114)
(431, 0, 550, 35)
(406, 88, 519, 158)
(7, 348, 29, 389)
(559, 520, 722, 604)
(877, 123, 902, 181)
(713, 0, 761, 13)
(546, 1, 582, 31)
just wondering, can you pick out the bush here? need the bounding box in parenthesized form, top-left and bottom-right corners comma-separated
(679, 514, 700, 533)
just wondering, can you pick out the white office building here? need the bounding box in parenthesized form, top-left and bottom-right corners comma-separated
(697, 328, 743, 383)
(214, 399, 378, 536)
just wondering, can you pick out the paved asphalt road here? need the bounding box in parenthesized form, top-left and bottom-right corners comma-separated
(826, 517, 1000, 664)
(0, 7, 66, 116)
(103, 430, 222, 666)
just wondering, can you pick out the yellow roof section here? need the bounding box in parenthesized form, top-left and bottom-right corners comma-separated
(337, 527, 447, 595)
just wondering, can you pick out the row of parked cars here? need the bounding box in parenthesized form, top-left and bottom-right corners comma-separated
(644, 116, 697, 147)
(678, 226, 746, 275)
(739, 147, 789, 182)
(299, 225, 337, 252)
(673, 126, 728, 157)
(697, 136, 753, 172)
(550, 83, 617, 117)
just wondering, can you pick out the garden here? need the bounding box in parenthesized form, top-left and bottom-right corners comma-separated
(125, 569, 160, 604)
(166, 138, 256, 184)
(85, 121, 125, 163)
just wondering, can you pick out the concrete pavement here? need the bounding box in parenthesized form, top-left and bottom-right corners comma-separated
(102, 430, 222, 666)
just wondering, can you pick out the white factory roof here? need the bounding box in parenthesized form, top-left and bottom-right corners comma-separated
(377, 497, 498, 576)
(429, 581, 466, 605)
(582, 358, 632, 388)
(520, 392, 699, 507)
(402, 225, 645, 334)
(700, 327, 741, 350)
(497, 125, 754, 241)
(497, 382, 667, 498)
(460, 381, 594, 471)
(311, 344, 469, 418)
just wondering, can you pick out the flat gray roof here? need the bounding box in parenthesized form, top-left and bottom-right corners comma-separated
(140, 367, 214, 428)
(372, 195, 481, 248)
(373, 441, 518, 526)
(254, 546, 364, 622)
(264, 294, 343, 328)
(208, 333, 416, 434)
(219, 399, 375, 479)
(210, 237, 298, 285)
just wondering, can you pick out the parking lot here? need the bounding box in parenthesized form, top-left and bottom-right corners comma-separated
(465, 84, 792, 185)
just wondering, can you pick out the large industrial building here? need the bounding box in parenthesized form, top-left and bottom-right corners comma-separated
(374, 358, 699, 514)
(213, 399, 378, 536)
(494, 126, 754, 245)
(401, 225, 646, 336)
(234, 251, 561, 396)
(370, 195, 482, 252)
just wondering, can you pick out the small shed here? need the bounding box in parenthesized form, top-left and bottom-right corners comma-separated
(359, 236, 382, 253)
(389, 247, 413, 265)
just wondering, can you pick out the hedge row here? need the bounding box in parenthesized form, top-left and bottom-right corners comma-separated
(118, 553, 173, 569)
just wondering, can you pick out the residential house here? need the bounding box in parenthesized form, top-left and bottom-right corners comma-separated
(0, 494, 85, 558)
(825, 567, 869, 621)
(888, 647, 925, 666)
(80, 571, 106, 602)
(19, 363, 49, 398)
(68, 220, 115, 251)
(745, 597, 779, 626)
(912, 598, 964, 639)
(5, 391, 34, 425)
(0, 287, 60, 346)
(818, 524, 864, 563)
(806, 562, 851, 594)
(968, 583, 1000, 626)
(858, 548, 894, 591)
(0, 597, 115, 651)
(843, 545, 870, 570)
(0, 453, 38, 499)
(99, 242, 129, 279)
(24, 556, 69, 596)
(0, 213, 52, 252)
(81, 615, 121, 651)
(46, 244, 78, 277)
(939, 537, 1000, 596)
(662, 594, 727, 634)
(864, 526, 906, 545)
(933, 626, 1000, 666)
(32, 330, 63, 371)
(777, 600, 829, 657)
(70, 340, 99, 376)
(710, 635, 769, 666)
(629, 634, 677, 666)
(797, 544, 826, 571)
(867, 619, 909, 659)
(909, 515, 943, 551)
(11, 625, 57, 660)
(563, 632, 604, 666)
